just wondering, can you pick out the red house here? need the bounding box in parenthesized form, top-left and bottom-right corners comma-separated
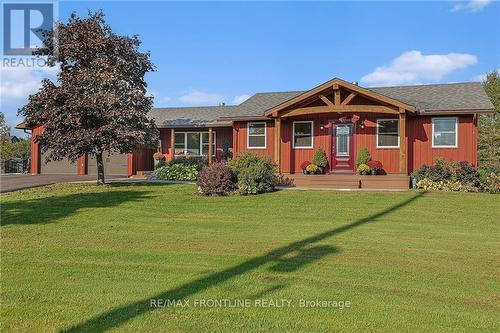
(27, 78, 495, 189)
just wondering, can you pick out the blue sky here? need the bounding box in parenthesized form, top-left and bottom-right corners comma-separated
(2, 0, 499, 135)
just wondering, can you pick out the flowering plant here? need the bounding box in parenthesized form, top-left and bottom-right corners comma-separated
(153, 151, 164, 161)
(306, 164, 319, 174)
(357, 163, 371, 175)
(367, 160, 382, 169)
(366, 160, 382, 175)
(300, 160, 311, 171)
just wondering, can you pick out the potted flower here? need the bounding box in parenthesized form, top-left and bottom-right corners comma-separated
(367, 160, 383, 175)
(357, 163, 371, 175)
(153, 151, 165, 168)
(300, 160, 311, 174)
(306, 163, 320, 174)
(312, 148, 328, 174)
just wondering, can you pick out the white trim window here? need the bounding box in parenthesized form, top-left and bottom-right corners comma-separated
(247, 122, 267, 149)
(293, 121, 314, 149)
(174, 131, 216, 156)
(432, 117, 458, 148)
(376, 119, 400, 148)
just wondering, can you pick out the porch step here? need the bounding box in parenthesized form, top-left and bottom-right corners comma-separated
(285, 173, 409, 191)
(291, 175, 361, 189)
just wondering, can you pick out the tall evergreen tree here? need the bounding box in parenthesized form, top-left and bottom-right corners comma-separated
(19, 11, 158, 183)
(478, 70, 500, 175)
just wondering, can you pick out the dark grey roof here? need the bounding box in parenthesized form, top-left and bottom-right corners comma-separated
(150, 82, 494, 127)
(221, 91, 304, 118)
(150, 105, 238, 127)
(369, 82, 494, 113)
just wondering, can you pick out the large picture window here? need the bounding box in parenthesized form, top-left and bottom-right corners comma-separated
(376, 119, 399, 148)
(174, 131, 216, 156)
(247, 122, 267, 149)
(293, 121, 314, 149)
(432, 117, 458, 148)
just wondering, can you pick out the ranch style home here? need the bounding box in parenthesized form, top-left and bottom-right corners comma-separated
(25, 78, 495, 189)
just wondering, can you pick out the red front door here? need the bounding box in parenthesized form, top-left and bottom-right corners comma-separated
(331, 123, 355, 172)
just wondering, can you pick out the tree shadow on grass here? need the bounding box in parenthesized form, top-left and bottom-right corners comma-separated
(63, 191, 426, 332)
(1, 190, 153, 226)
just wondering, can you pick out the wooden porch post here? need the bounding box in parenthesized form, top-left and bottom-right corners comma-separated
(170, 128, 175, 161)
(208, 127, 213, 165)
(274, 118, 281, 172)
(399, 109, 407, 174)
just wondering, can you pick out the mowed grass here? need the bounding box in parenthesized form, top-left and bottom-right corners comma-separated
(1, 183, 499, 332)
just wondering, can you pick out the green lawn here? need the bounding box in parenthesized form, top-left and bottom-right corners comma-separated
(1, 184, 499, 332)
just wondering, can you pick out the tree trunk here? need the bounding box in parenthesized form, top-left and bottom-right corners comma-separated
(96, 151, 105, 185)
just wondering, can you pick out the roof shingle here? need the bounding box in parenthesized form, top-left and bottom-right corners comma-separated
(149, 82, 494, 127)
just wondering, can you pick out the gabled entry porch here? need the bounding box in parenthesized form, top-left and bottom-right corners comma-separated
(266, 78, 416, 175)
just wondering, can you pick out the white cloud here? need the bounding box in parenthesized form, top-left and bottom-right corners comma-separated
(232, 94, 251, 105)
(472, 73, 487, 82)
(1, 66, 58, 104)
(451, 0, 492, 12)
(0, 64, 59, 136)
(360, 50, 478, 86)
(179, 90, 224, 105)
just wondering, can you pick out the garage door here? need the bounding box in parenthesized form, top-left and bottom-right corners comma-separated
(88, 152, 128, 176)
(40, 150, 78, 174)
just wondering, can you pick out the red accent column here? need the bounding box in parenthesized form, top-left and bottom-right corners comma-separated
(128, 153, 134, 177)
(30, 125, 44, 174)
(77, 155, 87, 175)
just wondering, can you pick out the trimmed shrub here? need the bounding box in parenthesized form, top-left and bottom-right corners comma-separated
(411, 164, 452, 182)
(412, 159, 485, 193)
(356, 148, 371, 166)
(312, 148, 328, 169)
(170, 156, 206, 171)
(456, 161, 481, 188)
(416, 178, 479, 192)
(153, 163, 199, 181)
(229, 152, 277, 195)
(197, 162, 235, 196)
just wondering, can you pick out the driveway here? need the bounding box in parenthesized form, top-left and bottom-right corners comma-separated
(0, 174, 125, 193)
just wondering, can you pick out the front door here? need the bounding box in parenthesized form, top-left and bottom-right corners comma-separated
(331, 123, 355, 172)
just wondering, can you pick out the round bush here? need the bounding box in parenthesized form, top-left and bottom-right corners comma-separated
(229, 152, 277, 195)
(197, 162, 235, 196)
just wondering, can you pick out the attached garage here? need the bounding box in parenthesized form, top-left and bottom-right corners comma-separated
(87, 152, 128, 176)
(40, 150, 78, 174)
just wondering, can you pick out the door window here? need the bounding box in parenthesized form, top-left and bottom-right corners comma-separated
(336, 125, 350, 156)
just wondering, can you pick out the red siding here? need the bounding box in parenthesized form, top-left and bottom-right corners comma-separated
(408, 115, 477, 172)
(234, 114, 478, 175)
(233, 121, 275, 159)
(30, 125, 43, 174)
(356, 113, 400, 174)
(129, 147, 155, 176)
(279, 115, 331, 173)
